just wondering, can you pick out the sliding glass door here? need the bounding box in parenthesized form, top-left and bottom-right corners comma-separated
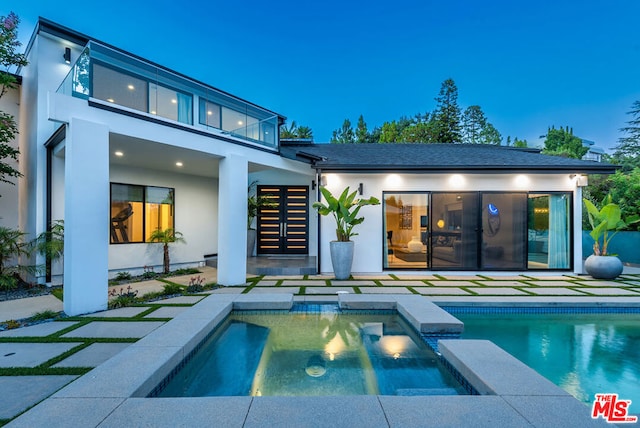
(383, 192, 429, 269)
(431, 192, 527, 270)
(382, 191, 571, 271)
(480, 193, 527, 270)
(431, 193, 479, 269)
(527, 193, 571, 269)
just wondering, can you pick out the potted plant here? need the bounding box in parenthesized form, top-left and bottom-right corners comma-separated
(247, 181, 276, 256)
(583, 196, 639, 279)
(313, 186, 380, 279)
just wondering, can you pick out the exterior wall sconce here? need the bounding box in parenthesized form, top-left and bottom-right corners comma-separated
(570, 174, 588, 187)
(313, 175, 327, 189)
(64, 47, 71, 64)
(358, 183, 364, 195)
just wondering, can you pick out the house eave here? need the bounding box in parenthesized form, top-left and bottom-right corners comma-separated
(311, 164, 619, 175)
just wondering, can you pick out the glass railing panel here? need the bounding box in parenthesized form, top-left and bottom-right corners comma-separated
(57, 41, 278, 149)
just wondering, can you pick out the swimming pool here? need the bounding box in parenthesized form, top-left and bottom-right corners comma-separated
(154, 306, 468, 397)
(447, 307, 640, 414)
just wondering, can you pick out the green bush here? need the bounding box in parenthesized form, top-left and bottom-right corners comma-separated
(114, 271, 132, 281)
(162, 283, 183, 295)
(30, 310, 59, 322)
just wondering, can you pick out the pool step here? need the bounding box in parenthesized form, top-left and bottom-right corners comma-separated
(396, 388, 460, 396)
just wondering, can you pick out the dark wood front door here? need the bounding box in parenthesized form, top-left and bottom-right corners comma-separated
(257, 186, 309, 254)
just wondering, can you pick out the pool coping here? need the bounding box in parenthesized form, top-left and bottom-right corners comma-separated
(7, 294, 610, 427)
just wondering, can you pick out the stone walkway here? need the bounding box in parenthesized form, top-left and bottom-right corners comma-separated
(1, 267, 639, 424)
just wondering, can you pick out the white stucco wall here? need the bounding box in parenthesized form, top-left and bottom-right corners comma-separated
(317, 172, 582, 274)
(108, 164, 217, 276)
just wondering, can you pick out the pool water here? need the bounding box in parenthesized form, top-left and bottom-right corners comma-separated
(156, 310, 467, 397)
(454, 311, 640, 413)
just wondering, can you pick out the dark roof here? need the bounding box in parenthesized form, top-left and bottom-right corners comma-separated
(280, 143, 617, 174)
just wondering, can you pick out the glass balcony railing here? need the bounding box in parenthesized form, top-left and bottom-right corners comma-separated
(57, 42, 279, 150)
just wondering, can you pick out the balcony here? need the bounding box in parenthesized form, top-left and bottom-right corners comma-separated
(57, 42, 280, 150)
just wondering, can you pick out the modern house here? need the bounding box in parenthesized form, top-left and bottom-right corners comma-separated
(4, 18, 616, 315)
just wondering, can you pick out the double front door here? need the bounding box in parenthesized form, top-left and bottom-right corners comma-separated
(256, 186, 309, 254)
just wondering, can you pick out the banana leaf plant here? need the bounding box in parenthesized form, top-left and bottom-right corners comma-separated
(584, 196, 639, 256)
(313, 186, 380, 242)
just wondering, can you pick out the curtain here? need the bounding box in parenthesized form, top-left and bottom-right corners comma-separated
(548, 194, 569, 268)
(177, 92, 192, 124)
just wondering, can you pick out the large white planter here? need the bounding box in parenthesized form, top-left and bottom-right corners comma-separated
(247, 229, 257, 257)
(584, 255, 623, 279)
(330, 241, 354, 280)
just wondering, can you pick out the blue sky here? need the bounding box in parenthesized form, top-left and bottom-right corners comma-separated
(5, 1, 640, 149)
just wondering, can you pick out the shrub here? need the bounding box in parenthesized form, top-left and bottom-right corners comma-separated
(186, 275, 204, 293)
(108, 286, 139, 309)
(173, 267, 200, 276)
(3, 320, 20, 330)
(162, 283, 183, 296)
(114, 271, 132, 281)
(30, 309, 59, 322)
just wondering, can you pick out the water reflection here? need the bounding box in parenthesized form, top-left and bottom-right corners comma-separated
(458, 313, 640, 411)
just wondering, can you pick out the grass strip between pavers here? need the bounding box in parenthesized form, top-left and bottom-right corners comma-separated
(0, 366, 91, 376)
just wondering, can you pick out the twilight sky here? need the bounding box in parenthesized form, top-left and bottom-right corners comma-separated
(5, 0, 640, 150)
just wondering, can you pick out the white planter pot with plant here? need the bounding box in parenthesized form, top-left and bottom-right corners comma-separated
(313, 186, 380, 280)
(583, 196, 639, 279)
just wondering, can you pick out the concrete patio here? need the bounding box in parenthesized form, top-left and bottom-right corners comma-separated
(1, 267, 639, 426)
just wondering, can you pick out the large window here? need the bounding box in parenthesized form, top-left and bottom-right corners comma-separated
(92, 62, 193, 125)
(110, 183, 175, 244)
(383, 192, 429, 269)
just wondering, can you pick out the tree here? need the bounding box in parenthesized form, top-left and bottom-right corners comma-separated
(479, 122, 502, 145)
(148, 228, 185, 274)
(0, 226, 29, 291)
(432, 78, 462, 143)
(542, 126, 588, 159)
(280, 121, 313, 140)
(613, 100, 640, 169)
(462, 105, 486, 144)
(280, 121, 298, 139)
(513, 137, 528, 148)
(296, 125, 313, 140)
(331, 119, 355, 144)
(0, 12, 27, 192)
(378, 121, 400, 143)
(355, 115, 369, 143)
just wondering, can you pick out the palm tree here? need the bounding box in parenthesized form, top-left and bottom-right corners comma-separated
(296, 126, 313, 140)
(32, 220, 64, 278)
(280, 121, 298, 139)
(148, 228, 185, 274)
(0, 226, 30, 291)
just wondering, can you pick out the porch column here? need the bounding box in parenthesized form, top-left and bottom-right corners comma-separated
(63, 118, 109, 315)
(573, 186, 584, 274)
(217, 154, 248, 285)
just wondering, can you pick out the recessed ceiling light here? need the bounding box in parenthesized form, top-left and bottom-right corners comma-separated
(107, 98, 115, 103)
(171, 99, 177, 104)
(238, 120, 243, 125)
(114, 151, 124, 157)
(127, 84, 135, 90)
(207, 111, 212, 115)
(175, 162, 183, 167)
